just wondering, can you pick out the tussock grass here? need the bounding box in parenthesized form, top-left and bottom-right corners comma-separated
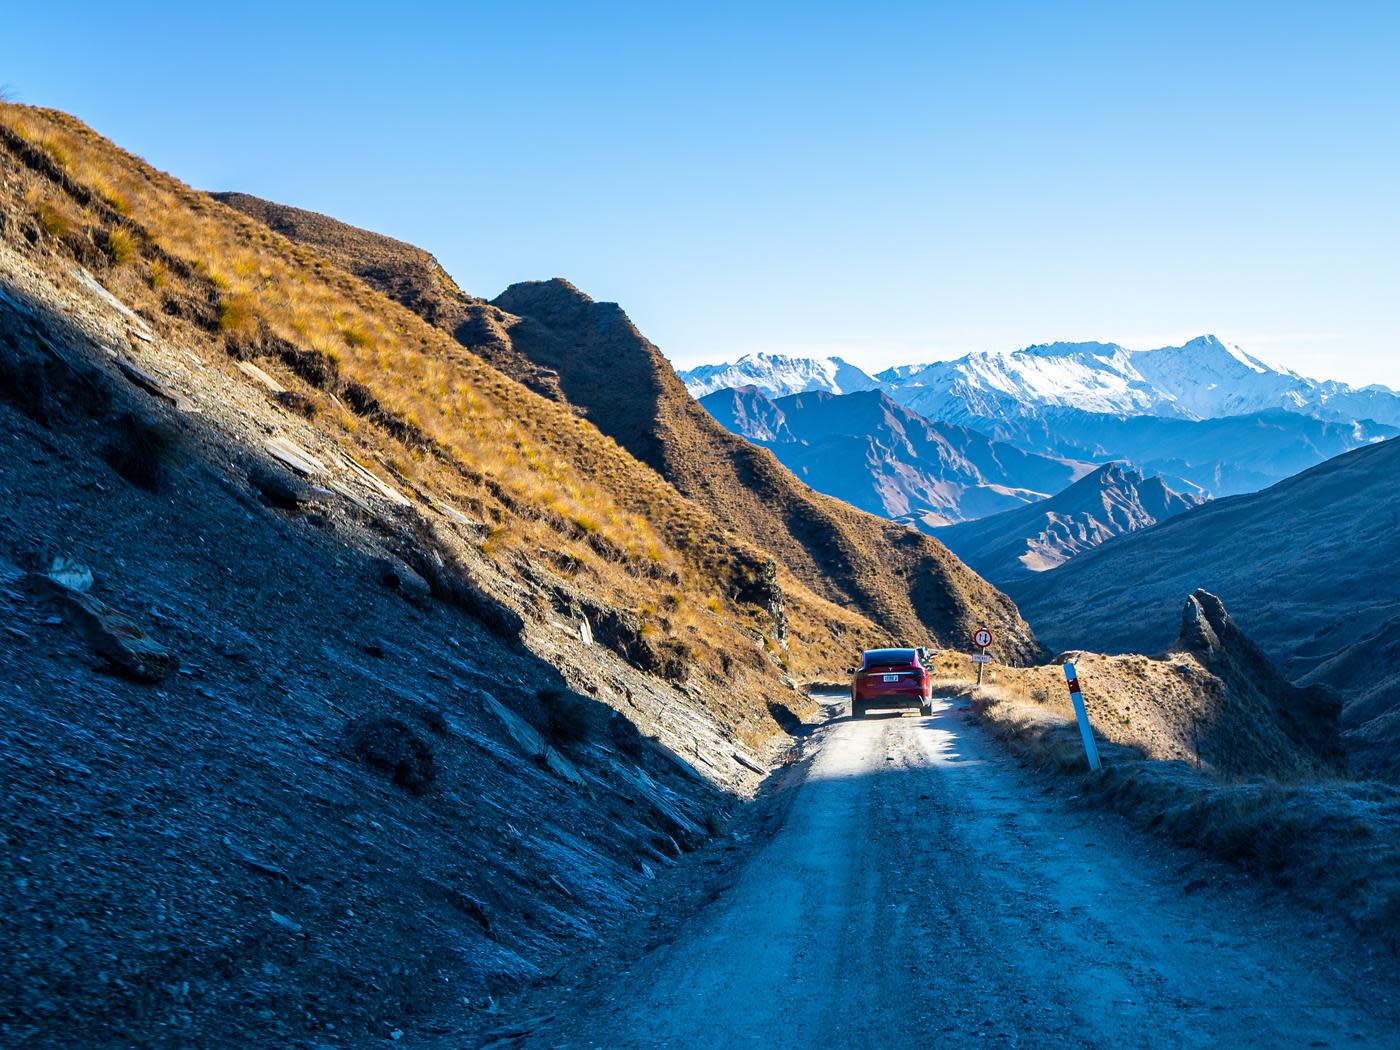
(979, 692, 1400, 947)
(0, 100, 890, 718)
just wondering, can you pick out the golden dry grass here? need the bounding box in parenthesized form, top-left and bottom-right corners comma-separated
(0, 102, 887, 705)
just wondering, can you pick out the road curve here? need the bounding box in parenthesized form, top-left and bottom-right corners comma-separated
(520, 699, 1400, 1049)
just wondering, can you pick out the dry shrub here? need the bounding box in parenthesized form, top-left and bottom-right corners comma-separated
(218, 292, 257, 335)
(538, 687, 598, 747)
(103, 413, 176, 491)
(346, 715, 435, 794)
(105, 227, 135, 266)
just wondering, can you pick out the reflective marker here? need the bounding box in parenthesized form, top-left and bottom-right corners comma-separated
(1062, 662, 1102, 771)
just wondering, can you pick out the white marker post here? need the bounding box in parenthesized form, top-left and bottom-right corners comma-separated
(972, 627, 993, 685)
(1062, 662, 1102, 771)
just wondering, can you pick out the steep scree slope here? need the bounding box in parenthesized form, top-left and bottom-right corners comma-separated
(0, 101, 970, 1045)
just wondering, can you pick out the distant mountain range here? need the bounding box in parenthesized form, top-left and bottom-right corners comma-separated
(684, 338, 1400, 427)
(1007, 438, 1400, 777)
(699, 387, 1091, 527)
(933, 462, 1201, 586)
(681, 339, 1398, 500)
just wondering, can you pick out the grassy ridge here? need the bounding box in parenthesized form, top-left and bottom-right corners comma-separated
(0, 102, 890, 702)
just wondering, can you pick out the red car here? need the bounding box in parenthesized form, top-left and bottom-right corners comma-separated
(850, 647, 934, 718)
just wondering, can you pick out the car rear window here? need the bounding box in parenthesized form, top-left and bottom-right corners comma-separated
(862, 648, 917, 668)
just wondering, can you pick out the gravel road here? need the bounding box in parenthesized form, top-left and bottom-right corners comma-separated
(516, 697, 1400, 1049)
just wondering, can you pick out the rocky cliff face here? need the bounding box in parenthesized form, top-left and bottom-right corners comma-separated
(1175, 590, 1343, 775)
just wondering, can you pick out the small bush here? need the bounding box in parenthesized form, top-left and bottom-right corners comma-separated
(347, 715, 435, 794)
(104, 413, 175, 491)
(341, 325, 372, 348)
(218, 293, 257, 335)
(539, 687, 597, 747)
(36, 200, 69, 237)
(274, 389, 318, 419)
(105, 227, 136, 266)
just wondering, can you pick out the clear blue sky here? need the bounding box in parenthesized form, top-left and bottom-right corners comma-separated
(4, 2, 1397, 386)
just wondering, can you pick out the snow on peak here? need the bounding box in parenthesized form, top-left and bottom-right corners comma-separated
(679, 354, 879, 398)
(684, 337, 1400, 428)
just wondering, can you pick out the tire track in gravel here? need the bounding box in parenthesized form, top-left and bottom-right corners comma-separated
(508, 697, 1400, 1049)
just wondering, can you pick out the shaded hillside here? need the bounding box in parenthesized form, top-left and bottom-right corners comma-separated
(1009, 438, 1400, 772)
(1012, 406, 1396, 497)
(0, 108, 818, 1045)
(934, 462, 1200, 585)
(699, 384, 793, 442)
(218, 196, 1041, 661)
(700, 385, 1090, 527)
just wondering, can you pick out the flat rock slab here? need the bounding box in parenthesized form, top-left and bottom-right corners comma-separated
(265, 436, 327, 477)
(27, 575, 177, 682)
(236, 361, 286, 393)
(482, 692, 584, 785)
(342, 454, 410, 506)
(115, 358, 180, 407)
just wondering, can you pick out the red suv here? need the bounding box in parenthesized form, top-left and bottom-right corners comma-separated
(851, 647, 933, 718)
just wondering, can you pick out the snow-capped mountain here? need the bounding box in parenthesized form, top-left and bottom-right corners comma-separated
(679, 353, 880, 398)
(879, 335, 1400, 427)
(686, 336, 1398, 510)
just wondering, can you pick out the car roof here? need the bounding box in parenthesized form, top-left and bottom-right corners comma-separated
(862, 647, 918, 662)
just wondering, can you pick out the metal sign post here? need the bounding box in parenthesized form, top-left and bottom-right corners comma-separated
(1062, 662, 1102, 771)
(972, 628, 992, 685)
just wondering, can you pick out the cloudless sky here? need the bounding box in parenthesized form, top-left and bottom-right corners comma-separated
(4, 2, 1398, 385)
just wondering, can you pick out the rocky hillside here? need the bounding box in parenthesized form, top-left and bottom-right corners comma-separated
(934, 462, 1200, 585)
(218, 196, 1042, 662)
(1009, 438, 1400, 774)
(699, 386, 1090, 527)
(0, 101, 1040, 1047)
(978, 590, 1342, 779)
(209, 191, 482, 329)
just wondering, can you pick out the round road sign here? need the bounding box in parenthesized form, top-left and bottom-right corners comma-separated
(973, 628, 992, 649)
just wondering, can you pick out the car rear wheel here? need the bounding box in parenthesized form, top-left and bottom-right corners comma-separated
(851, 701, 864, 719)
(920, 701, 933, 717)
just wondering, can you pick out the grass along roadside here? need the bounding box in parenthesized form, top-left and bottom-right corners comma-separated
(964, 673, 1400, 949)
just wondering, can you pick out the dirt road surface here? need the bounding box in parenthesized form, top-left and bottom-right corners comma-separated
(511, 697, 1400, 1049)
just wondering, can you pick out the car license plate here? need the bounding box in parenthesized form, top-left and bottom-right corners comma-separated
(882, 674, 900, 682)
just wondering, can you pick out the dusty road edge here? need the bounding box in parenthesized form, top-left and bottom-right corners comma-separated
(975, 691, 1400, 951)
(451, 701, 841, 1046)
